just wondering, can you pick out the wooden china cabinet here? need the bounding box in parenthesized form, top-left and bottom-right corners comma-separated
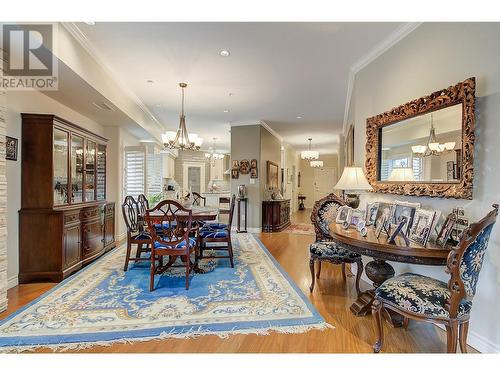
(19, 114, 115, 283)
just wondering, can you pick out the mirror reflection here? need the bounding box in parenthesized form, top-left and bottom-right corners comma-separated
(379, 104, 462, 183)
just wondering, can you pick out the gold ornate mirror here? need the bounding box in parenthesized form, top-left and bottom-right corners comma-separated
(365, 77, 476, 199)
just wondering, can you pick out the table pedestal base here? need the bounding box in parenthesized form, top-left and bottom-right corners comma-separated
(349, 259, 404, 328)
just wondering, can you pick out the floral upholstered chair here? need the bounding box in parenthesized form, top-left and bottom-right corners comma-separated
(309, 193, 363, 295)
(372, 204, 499, 353)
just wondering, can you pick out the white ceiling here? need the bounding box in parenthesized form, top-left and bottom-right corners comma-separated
(76, 22, 405, 154)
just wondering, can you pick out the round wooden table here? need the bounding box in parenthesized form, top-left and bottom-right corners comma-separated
(328, 222, 451, 327)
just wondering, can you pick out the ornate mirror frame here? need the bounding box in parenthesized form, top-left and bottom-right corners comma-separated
(365, 77, 476, 199)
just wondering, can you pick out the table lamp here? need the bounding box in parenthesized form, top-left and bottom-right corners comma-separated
(334, 166, 372, 208)
(389, 167, 415, 181)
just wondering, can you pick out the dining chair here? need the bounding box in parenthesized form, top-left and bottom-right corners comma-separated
(192, 192, 206, 206)
(137, 194, 149, 230)
(144, 200, 197, 291)
(372, 204, 499, 353)
(309, 193, 363, 295)
(121, 195, 152, 272)
(198, 194, 236, 268)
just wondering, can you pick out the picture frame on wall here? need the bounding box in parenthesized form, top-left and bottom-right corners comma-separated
(5, 136, 18, 161)
(239, 159, 250, 174)
(231, 168, 239, 179)
(250, 167, 258, 179)
(266, 161, 279, 190)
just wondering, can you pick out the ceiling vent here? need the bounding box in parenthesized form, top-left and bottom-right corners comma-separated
(91, 101, 115, 111)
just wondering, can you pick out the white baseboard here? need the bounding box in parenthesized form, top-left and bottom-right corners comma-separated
(230, 226, 261, 233)
(7, 275, 18, 290)
(116, 232, 126, 242)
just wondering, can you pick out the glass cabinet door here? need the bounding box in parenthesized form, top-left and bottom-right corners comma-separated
(96, 144, 106, 200)
(85, 140, 96, 201)
(71, 135, 84, 203)
(53, 128, 69, 205)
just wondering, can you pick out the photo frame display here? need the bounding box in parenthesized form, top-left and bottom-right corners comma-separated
(391, 200, 421, 235)
(335, 206, 352, 224)
(365, 202, 380, 226)
(350, 209, 365, 227)
(409, 208, 437, 246)
(436, 214, 456, 247)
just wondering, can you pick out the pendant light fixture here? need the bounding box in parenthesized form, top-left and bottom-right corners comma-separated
(411, 114, 455, 157)
(162, 83, 203, 151)
(301, 138, 319, 161)
(310, 160, 323, 168)
(205, 137, 225, 165)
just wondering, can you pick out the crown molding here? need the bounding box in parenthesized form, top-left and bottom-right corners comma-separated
(230, 120, 284, 143)
(342, 22, 422, 135)
(229, 120, 261, 127)
(260, 120, 283, 143)
(61, 22, 164, 133)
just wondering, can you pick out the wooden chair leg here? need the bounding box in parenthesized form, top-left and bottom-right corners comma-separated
(149, 253, 156, 292)
(316, 261, 322, 279)
(341, 263, 347, 281)
(135, 243, 142, 260)
(354, 259, 363, 296)
(309, 258, 315, 293)
(446, 320, 459, 353)
(403, 317, 410, 331)
(228, 241, 235, 268)
(185, 254, 190, 290)
(459, 321, 469, 353)
(372, 299, 384, 353)
(124, 240, 132, 271)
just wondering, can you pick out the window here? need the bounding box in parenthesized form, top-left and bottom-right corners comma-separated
(380, 155, 424, 181)
(124, 148, 145, 197)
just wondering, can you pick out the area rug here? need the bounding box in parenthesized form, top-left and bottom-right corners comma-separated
(0, 233, 330, 352)
(282, 223, 315, 236)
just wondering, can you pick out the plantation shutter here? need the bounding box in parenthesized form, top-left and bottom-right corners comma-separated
(146, 151, 163, 196)
(124, 148, 145, 197)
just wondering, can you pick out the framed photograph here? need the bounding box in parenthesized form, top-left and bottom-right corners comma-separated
(388, 217, 408, 244)
(409, 208, 437, 246)
(250, 167, 258, 179)
(391, 200, 421, 234)
(239, 159, 250, 174)
(365, 202, 380, 226)
(375, 213, 389, 238)
(335, 206, 352, 224)
(6, 136, 18, 161)
(231, 168, 239, 179)
(436, 214, 456, 247)
(266, 161, 279, 190)
(350, 209, 365, 227)
(231, 160, 239, 169)
(250, 159, 258, 168)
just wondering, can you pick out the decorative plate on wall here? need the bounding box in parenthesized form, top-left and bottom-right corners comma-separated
(239, 159, 250, 174)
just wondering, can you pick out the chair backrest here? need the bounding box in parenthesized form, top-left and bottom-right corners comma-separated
(137, 194, 149, 216)
(446, 204, 498, 317)
(145, 199, 193, 249)
(122, 195, 140, 234)
(227, 194, 236, 227)
(311, 193, 346, 241)
(192, 192, 206, 206)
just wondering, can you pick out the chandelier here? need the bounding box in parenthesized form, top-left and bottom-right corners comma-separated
(310, 160, 323, 168)
(411, 114, 455, 157)
(205, 138, 224, 164)
(162, 83, 203, 151)
(301, 138, 319, 161)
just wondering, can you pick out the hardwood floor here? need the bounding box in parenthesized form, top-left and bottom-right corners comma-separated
(0, 208, 475, 353)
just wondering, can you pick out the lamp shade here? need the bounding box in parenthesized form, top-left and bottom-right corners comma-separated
(389, 167, 415, 181)
(334, 167, 372, 191)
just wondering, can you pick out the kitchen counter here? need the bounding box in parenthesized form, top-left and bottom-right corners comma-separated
(204, 191, 231, 207)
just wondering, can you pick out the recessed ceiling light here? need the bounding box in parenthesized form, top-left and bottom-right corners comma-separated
(84, 22, 96, 26)
(296, 115, 303, 119)
(147, 79, 154, 84)
(220, 50, 230, 57)
(223, 109, 229, 113)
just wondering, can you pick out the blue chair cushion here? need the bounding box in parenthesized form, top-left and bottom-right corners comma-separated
(199, 228, 228, 239)
(154, 237, 196, 250)
(134, 232, 151, 240)
(201, 222, 228, 231)
(309, 241, 360, 260)
(376, 272, 472, 318)
(154, 222, 176, 232)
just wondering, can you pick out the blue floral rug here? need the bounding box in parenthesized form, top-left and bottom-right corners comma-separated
(0, 234, 330, 352)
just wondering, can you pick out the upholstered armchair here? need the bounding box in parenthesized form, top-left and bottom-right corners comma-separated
(372, 204, 499, 353)
(309, 193, 363, 295)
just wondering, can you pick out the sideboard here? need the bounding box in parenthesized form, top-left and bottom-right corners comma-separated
(18, 114, 115, 283)
(262, 199, 291, 232)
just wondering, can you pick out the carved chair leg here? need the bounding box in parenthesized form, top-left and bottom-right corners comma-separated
(372, 299, 384, 353)
(309, 257, 315, 293)
(316, 261, 322, 279)
(135, 243, 142, 260)
(403, 317, 410, 331)
(228, 240, 235, 268)
(124, 240, 132, 272)
(459, 321, 470, 353)
(354, 259, 363, 296)
(341, 263, 347, 281)
(149, 253, 156, 292)
(185, 253, 190, 290)
(446, 320, 459, 353)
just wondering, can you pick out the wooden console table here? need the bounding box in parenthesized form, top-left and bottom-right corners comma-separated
(262, 199, 291, 232)
(328, 222, 451, 327)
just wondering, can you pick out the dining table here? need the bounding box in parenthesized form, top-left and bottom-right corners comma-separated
(328, 221, 452, 327)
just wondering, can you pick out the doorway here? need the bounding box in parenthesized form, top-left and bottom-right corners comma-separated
(313, 166, 337, 202)
(182, 162, 206, 194)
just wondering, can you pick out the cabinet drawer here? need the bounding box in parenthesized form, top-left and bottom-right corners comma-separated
(105, 203, 114, 216)
(80, 206, 102, 221)
(64, 210, 80, 226)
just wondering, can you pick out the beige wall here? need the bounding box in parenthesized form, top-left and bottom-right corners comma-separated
(260, 126, 282, 197)
(230, 125, 261, 230)
(347, 23, 500, 352)
(299, 154, 339, 208)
